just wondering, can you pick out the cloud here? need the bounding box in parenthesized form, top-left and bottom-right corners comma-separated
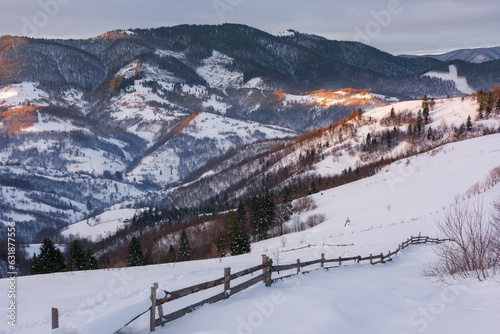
(1, 0, 498, 55)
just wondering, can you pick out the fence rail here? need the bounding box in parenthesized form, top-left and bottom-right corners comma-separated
(134, 233, 447, 332)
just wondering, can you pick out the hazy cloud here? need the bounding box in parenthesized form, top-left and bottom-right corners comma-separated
(1, 0, 499, 55)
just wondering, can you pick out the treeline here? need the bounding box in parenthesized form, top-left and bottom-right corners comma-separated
(474, 86, 500, 118)
(29, 238, 97, 275)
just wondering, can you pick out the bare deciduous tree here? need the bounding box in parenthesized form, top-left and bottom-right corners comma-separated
(426, 199, 500, 281)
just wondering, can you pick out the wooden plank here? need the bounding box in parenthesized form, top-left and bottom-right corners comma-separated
(156, 273, 266, 327)
(272, 263, 299, 272)
(300, 258, 323, 267)
(229, 264, 265, 281)
(157, 263, 265, 305)
(157, 277, 225, 305)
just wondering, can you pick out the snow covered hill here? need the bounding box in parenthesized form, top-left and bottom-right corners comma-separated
(2, 132, 500, 334)
(3, 24, 500, 241)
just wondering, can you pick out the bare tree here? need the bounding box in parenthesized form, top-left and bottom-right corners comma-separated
(426, 200, 499, 281)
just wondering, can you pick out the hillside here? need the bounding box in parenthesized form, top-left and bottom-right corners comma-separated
(2, 24, 500, 241)
(2, 132, 499, 334)
(62, 95, 500, 242)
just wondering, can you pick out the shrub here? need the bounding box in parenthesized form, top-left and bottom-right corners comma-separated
(293, 196, 317, 214)
(425, 200, 500, 281)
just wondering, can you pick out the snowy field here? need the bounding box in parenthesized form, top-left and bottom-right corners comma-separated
(1, 132, 500, 334)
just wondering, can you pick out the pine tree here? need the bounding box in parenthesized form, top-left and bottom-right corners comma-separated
(178, 230, 191, 262)
(30, 238, 66, 274)
(466, 115, 473, 131)
(235, 200, 247, 232)
(357, 108, 363, 119)
(422, 104, 430, 124)
(250, 193, 275, 240)
(282, 186, 293, 222)
(417, 110, 423, 133)
(366, 133, 371, 149)
(166, 245, 176, 263)
(126, 236, 145, 267)
(228, 213, 251, 256)
(85, 249, 98, 270)
(429, 98, 436, 110)
(67, 240, 87, 271)
(390, 106, 396, 118)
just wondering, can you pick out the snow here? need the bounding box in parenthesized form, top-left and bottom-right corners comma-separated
(314, 96, 492, 177)
(0, 82, 49, 106)
(2, 133, 500, 334)
(115, 60, 141, 78)
(155, 49, 186, 62)
(282, 90, 389, 109)
(243, 77, 268, 90)
(276, 30, 295, 37)
(61, 209, 142, 242)
(126, 111, 295, 186)
(202, 95, 230, 115)
(196, 50, 244, 93)
(184, 112, 295, 142)
(424, 65, 474, 95)
(22, 111, 82, 133)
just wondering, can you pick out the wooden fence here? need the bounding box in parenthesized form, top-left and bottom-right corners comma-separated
(138, 234, 446, 332)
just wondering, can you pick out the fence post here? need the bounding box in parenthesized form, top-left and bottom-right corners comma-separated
(320, 253, 325, 268)
(51, 308, 59, 330)
(224, 267, 231, 295)
(266, 258, 273, 287)
(150, 282, 158, 332)
(338, 256, 342, 266)
(262, 255, 267, 284)
(296, 259, 301, 274)
(380, 252, 384, 263)
(370, 254, 373, 265)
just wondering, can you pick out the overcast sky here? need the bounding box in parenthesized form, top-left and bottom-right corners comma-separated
(1, 0, 499, 55)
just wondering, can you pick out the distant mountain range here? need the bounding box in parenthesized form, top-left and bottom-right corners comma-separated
(400, 46, 500, 64)
(1, 23, 500, 241)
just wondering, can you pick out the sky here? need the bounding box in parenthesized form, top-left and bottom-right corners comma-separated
(0, 0, 499, 55)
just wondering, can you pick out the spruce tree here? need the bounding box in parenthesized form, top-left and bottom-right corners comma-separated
(422, 104, 430, 124)
(228, 213, 251, 256)
(250, 192, 275, 240)
(67, 240, 87, 271)
(282, 186, 293, 222)
(85, 249, 98, 270)
(178, 230, 191, 262)
(126, 236, 145, 267)
(357, 108, 363, 119)
(235, 200, 247, 232)
(166, 245, 176, 263)
(30, 238, 66, 274)
(466, 115, 473, 131)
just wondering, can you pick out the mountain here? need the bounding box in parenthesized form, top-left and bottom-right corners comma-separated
(4, 127, 500, 334)
(1, 23, 500, 241)
(400, 45, 500, 63)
